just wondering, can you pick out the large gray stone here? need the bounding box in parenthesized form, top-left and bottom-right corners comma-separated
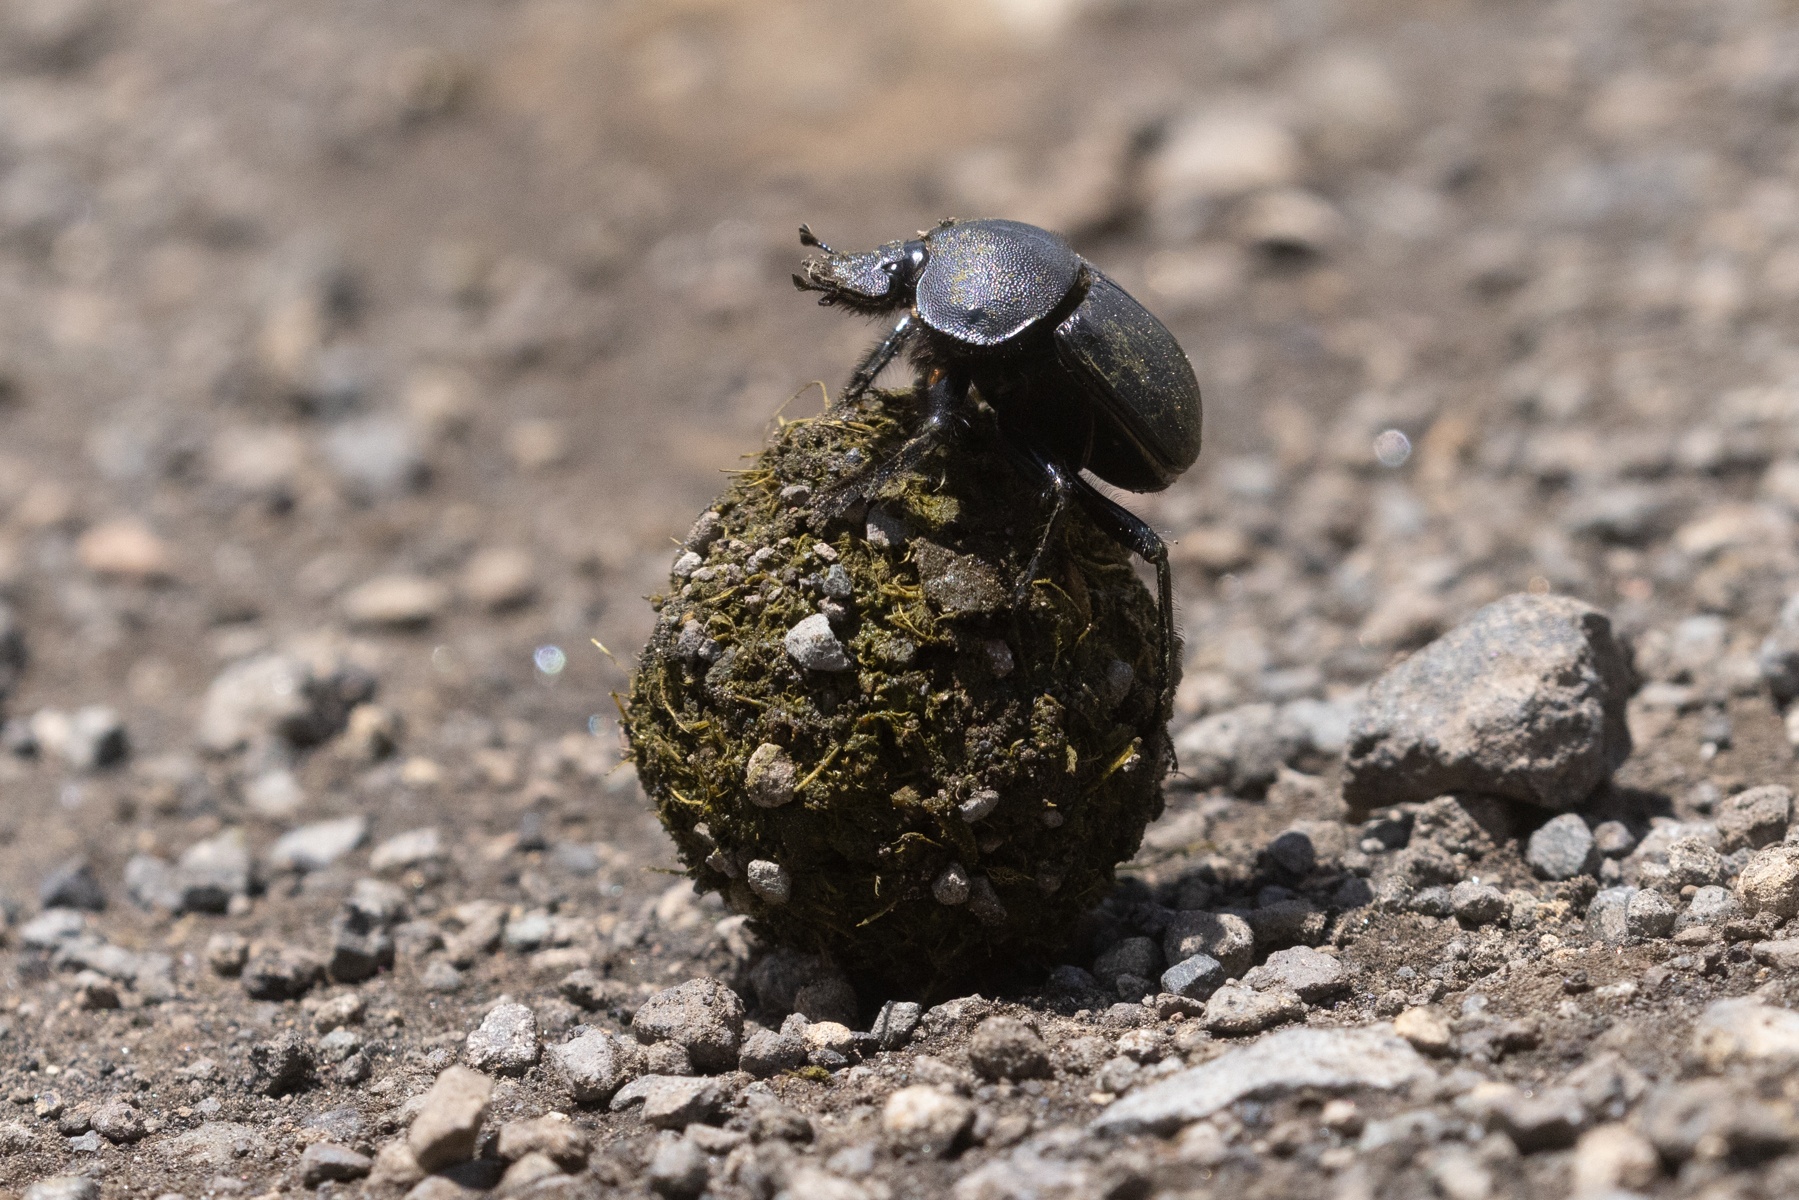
(1527, 814, 1596, 880)
(631, 978, 745, 1073)
(1093, 1024, 1432, 1135)
(1343, 594, 1633, 813)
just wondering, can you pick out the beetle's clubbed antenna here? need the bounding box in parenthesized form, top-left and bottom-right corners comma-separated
(797, 224, 834, 254)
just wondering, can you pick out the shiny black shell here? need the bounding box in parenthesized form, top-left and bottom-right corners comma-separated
(911, 218, 1202, 493)
(1052, 269, 1203, 490)
(915, 219, 1082, 347)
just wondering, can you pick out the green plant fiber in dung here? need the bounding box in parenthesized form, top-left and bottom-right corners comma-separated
(624, 387, 1173, 991)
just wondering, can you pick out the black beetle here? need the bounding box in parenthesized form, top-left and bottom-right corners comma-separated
(793, 217, 1202, 718)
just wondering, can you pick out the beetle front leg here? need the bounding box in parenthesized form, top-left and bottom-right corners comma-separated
(1068, 476, 1180, 731)
(840, 313, 916, 406)
(820, 371, 965, 516)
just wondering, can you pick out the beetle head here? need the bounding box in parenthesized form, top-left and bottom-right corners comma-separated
(792, 227, 929, 313)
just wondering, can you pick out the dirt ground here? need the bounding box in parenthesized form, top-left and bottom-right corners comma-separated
(3, 0, 1799, 1197)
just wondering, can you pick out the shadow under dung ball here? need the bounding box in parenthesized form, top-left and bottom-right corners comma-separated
(625, 388, 1173, 991)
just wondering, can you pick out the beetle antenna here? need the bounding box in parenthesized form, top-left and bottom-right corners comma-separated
(798, 224, 834, 254)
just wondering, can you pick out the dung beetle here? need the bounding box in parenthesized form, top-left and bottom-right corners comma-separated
(793, 217, 1202, 720)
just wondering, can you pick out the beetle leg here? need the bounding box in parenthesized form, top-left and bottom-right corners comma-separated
(1067, 475, 1180, 730)
(820, 371, 964, 516)
(1000, 442, 1075, 607)
(840, 313, 916, 406)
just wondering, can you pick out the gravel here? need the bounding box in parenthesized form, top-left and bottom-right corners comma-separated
(38, 857, 105, 911)
(882, 1086, 975, 1157)
(1526, 813, 1596, 881)
(464, 1002, 540, 1075)
(551, 1028, 646, 1105)
(1094, 1024, 1432, 1135)
(1344, 594, 1634, 812)
(631, 978, 746, 1073)
(268, 815, 369, 872)
(1162, 910, 1254, 978)
(967, 1017, 1052, 1081)
(784, 613, 851, 671)
(408, 1066, 493, 1170)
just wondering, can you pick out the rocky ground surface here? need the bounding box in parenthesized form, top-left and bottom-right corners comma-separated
(4, 0, 1799, 1197)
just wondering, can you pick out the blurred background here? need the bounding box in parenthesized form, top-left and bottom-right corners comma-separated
(1, 0, 1797, 895)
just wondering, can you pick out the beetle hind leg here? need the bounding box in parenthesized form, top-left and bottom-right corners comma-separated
(998, 442, 1076, 608)
(1067, 475, 1180, 730)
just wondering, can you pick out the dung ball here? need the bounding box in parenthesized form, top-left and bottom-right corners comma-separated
(624, 388, 1174, 991)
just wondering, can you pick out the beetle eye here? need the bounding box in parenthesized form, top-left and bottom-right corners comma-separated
(881, 260, 899, 274)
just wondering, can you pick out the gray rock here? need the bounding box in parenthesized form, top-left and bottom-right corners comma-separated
(1093, 936, 1162, 987)
(632, 978, 745, 1073)
(609, 1075, 726, 1129)
(369, 827, 444, 874)
(247, 1031, 315, 1097)
(1162, 910, 1253, 978)
(1161, 953, 1226, 1000)
(1719, 786, 1794, 853)
(22, 1180, 99, 1200)
(1473, 1085, 1586, 1152)
(1204, 984, 1303, 1036)
(745, 858, 791, 905)
(558, 968, 617, 1012)
(197, 652, 357, 754)
(744, 743, 796, 808)
(737, 1030, 807, 1078)
(19, 907, 84, 948)
(647, 1136, 710, 1198)
(1691, 998, 1799, 1069)
(1666, 837, 1725, 889)
(1173, 703, 1306, 794)
(1343, 594, 1633, 812)
(90, 1099, 144, 1143)
(1760, 593, 1799, 704)
(1637, 1077, 1799, 1164)
(175, 828, 252, 913)
(913, 541, 1009, 616)
(1626, 889, 1677, 939)
(871, 1000, 923, 1050)
(1592, 820, 1638, 858)
(1094, 1024, 1433, 1135)
(1527, 814, 1596, 880)
(300, 1142, 374, 1186)
(1242, 946, 1347, 1001)
(321, 414, 427, 500)
(1737, 845, 1799, 918)
(1585, 887, 1636, 945)
(551, 1028, 645, 1105)
(38, 858, 105, 911)
(1681, 885, 1739, 930)
(409, 1066, 493, 1170)
(784, 614, 851, 672)
(1449, 881, 1507, 926)
(968, 1017, 1051, 1081)
(123, 853, 181, 912)
(465, 1002, 539, 1076)
(268, 816, 368, 873)
(329, 879, 403, 982)
(494, 1114, 589, 1170)
(881, 1085, 974, 1157)
(241, 945, 323, 1000)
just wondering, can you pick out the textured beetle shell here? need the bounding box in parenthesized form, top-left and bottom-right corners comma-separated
(1053, 270, 1203, 489)
(915, 220, 1082, 347)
